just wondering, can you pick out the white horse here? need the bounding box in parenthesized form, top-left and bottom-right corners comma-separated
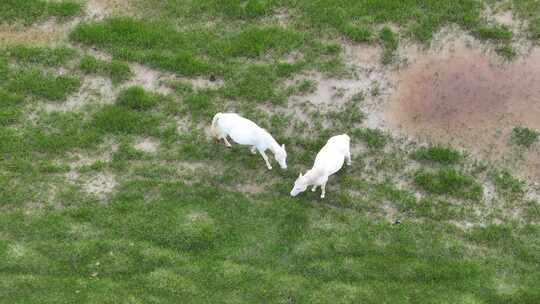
(290, 134, 351, 198)
(211, 112, 287, 170)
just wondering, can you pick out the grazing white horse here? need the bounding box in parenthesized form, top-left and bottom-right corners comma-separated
(211, 112, 287, 170)
(290, 134, 351, 198)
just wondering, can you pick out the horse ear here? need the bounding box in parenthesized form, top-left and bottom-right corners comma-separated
(298, 172, 302, 178)
(282, 144, 285, 150)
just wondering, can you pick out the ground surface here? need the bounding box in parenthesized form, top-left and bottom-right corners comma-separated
(1, 0, 540, 303)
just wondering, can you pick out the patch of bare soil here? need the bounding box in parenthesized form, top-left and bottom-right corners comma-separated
(236, 183, 266, 194)
(134, 137, 160, 153)
(0, 21, 72, 45)
(385, 38, 540, 179)
(175, 76, 224, 90)
(123, 63, 172, 94)
(84, 172, 117, 199)
(86, 0, 134, 20)
(45, 76, 115, 112)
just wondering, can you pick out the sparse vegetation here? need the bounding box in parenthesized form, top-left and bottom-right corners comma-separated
(496, 44, 518, 59)
(351, 128, 387, 150)
(511, 126, 539, 148)
(380, 26, 398, 64)
(7, 69, 81, 101)
(79, 55, 132, 84)
(414, 168, 483, 200)
(0, 0, 82, 24)
(474, 24, 513, 41)
(116, 86, 161, 111)
(491, 169, 525, 199)
(412, 145, 462, 165)
(5, 45, 76, 66)
(0, 0, 539, 302)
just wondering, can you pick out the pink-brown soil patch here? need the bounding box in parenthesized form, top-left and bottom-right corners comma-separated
(386, 43, 540, 179)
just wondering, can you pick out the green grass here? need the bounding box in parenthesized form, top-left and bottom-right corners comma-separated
(70, 18, 309, 76)
(530, 18, 540, 40)
(512, 0, 540, 41)
(92, 105, 161, 135)
(496, 44, 518, 59)
(351, 128, 387, 150)
(414, 168, 483, 201)
(474, 24, 513, 41)
(79, 55, 132, 84)
(412, 145, 462, 165)
(183, 90, 216, 118)
(4, 45, 77, 67)
(116, 86, 162, 111)
(0, 89, 24, 126)
(380, 26, 399, 64)
(224, 64, 286, 104)
(0, 0, 82, 25)
(490, 169, 525, 199)
(511, 126, 539, 148)
(1, 0, 540, 302)
(7, 69, 81, 101)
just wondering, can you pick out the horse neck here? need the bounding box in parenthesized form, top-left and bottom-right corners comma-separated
(303, 169, 321, 184)
(264, 133, 281, 154)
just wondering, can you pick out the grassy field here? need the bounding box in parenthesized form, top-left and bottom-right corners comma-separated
(1, 0, 540, 303)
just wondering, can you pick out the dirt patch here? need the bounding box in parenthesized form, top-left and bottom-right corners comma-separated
(134, 137, 160, 153)
(84, 172, 117, 199)
(0, 22, 69, 45)
(236, 183, 266, 194)
(86, 0, 133, 19)
(289, 72, 368, 106)
(45, 76, 115, 112)
(124, 63, 172, 94)
(175, 76, 224, 90)
(385, 38, 540, 179)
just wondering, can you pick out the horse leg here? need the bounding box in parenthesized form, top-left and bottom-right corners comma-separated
(311, 185, 318, 192)
(258, 149, 272, 170)
(320, 182, 326, 199)
(223, 136, 232, 147)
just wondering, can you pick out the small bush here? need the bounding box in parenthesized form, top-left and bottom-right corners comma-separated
(414, 168, 483, 200)
(412, 145, 461, 165)
(511, 126, 539, 148)
(116, 86, 161, 111)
